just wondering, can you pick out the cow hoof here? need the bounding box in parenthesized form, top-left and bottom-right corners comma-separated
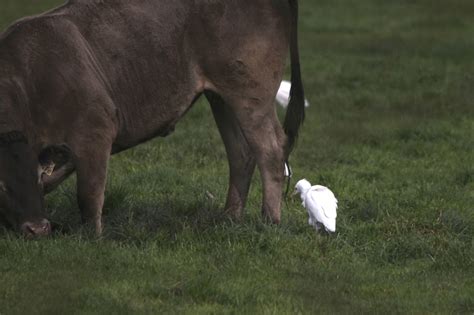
(81, 217, 103, 237)
(262, 212, 281, 225)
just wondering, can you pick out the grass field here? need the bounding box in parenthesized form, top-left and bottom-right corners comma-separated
(1, 0, 473, 313)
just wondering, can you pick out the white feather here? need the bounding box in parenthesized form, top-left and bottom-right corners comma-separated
(284, 163, 292, 177)
(275, 80, 310, 108)
(295, 179, 338, 233)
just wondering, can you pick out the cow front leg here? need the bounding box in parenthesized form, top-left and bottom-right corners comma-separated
(74, 145, 111, 235)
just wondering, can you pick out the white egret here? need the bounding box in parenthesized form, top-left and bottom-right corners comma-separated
(275, 80, 310, 108)
(294, 179, 338, 233)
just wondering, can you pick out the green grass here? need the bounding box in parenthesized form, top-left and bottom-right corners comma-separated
(1, 0, 473, 313)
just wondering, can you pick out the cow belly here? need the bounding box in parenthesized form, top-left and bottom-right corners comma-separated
(112, 82, 203, 151)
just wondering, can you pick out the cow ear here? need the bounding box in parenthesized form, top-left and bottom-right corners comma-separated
(38, 145, 72, 176)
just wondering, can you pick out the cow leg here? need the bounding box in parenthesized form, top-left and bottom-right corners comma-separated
(206, 92, 256, 220)
(221, 95, 286, 224)
(73, 141, 112, 235)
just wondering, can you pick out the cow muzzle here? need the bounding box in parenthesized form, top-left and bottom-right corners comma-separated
(20, 219, 51, 237)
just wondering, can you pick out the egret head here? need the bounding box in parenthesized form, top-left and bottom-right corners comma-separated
(294, 179, 311, 197)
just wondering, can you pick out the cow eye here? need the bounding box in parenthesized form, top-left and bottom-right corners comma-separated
(0, 181, 7, 193)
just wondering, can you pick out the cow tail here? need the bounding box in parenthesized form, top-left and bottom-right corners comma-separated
(283, 0, 305, 159)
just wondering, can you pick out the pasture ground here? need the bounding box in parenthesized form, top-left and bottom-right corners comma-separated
(1, 0, 473, 313)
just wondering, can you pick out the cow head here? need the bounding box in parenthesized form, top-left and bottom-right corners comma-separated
(0, 131, 69, 237)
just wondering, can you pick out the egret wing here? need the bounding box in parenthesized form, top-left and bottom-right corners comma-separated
(307, 187, 337, 219)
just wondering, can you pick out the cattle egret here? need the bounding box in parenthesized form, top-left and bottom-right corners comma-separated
(275, 80, 310, 108)
(294, 179, 338, 233)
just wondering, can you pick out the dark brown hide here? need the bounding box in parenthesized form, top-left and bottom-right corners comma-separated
(0, 0, 305, 235)
(0, 132, 50, 236)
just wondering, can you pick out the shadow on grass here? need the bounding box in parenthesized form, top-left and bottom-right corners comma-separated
(0, 182, 231, 241)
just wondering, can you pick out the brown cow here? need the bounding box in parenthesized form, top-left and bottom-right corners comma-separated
(0, 0, 305, 236)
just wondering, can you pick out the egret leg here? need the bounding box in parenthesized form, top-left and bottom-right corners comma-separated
(315, 222, 323, 232)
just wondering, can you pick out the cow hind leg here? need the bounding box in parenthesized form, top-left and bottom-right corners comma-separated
(206, 91, 256, 220)
(213, 94, 286, 224)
